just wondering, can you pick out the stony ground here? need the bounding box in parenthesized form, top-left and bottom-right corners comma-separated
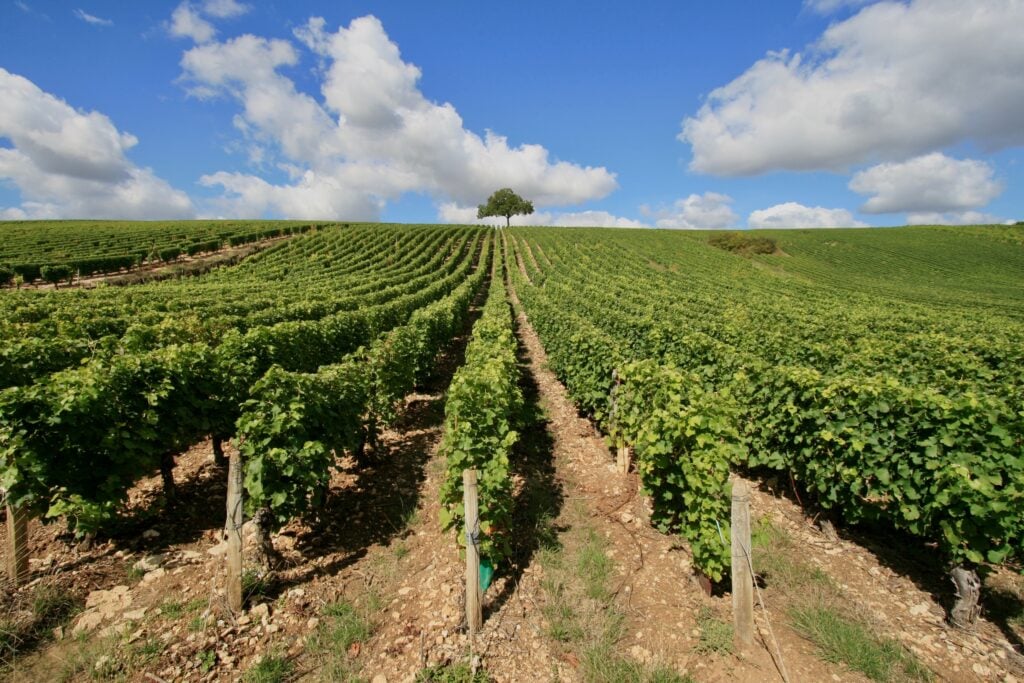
(2, 287, 1022, 682)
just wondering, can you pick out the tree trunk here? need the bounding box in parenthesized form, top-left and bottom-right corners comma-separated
(250, 507, 277, 571)
(949, 565, 981, 628)
(160, 451, 176, 501)
(505, 215, 510, 228)
(212, 436, 227, 467)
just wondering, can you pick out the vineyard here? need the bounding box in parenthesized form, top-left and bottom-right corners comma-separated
(0, 221, 1022, 681)
(506, 225, 1023, 582)
(0, 220, 333, 285)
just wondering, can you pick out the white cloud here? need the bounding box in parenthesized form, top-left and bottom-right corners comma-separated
(73, 8, 112, 26)
(199, 170, 381, 220)
(169, 2, 215, 43)
(748, 202, 867, 229)
(437, 202, 645, 228)
(905, 210, 1005, 225)
(178, 15, 617, 220)
(202, 0, 249, 19)
(803, 0, 874, 14)
(849, 153, 1002, 214)
(642, 192, 738, 229)
(681, 0, 1024, 175)
(0, 68, 194, 219)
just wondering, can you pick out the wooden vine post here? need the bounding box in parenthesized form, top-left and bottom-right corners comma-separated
(616, 446, 631, 475)
(463, 469, 483, 635)
(226, 449, 244, 612)
(731, 481, 754, 649)
(5, 502, 29, 587)
(610, 368, 631, 474)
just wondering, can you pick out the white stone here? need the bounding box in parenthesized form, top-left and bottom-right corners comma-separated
(134, 555, 164, 572)
(909, 602, 930, 616)
(142, 568, 166, 583)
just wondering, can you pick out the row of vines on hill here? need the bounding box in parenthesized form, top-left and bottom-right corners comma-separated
(439, 244, 521, 571)
(0, 220, 326, 285)
(505, 227, 1023, 586)
(0, 225, 488, 542)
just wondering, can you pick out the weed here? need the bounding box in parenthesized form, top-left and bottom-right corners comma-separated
(694, 606, 733, 655)
(791, 605, 931, 682)
(753, 518, 930, 681)
(577, 530, 613, 603)
(416, 658, 490, 682)
(307, 599, 376, 681)
(580, 648, 693, 682)
(197, 648, 217, 673)
(319, 601, 373, 650)
(242, 569, 273, 602)
(0, 579, 81, 667)
(393, 541, 410, 560)
(752, 518, 832, 595)
(543, 601, 584, 643)
(243, 652, 293, 683)
(159, 600, 186, 619)
(125, 565, 146, 583)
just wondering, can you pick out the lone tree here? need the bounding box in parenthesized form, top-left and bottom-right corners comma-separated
(477, 188, 534, 227)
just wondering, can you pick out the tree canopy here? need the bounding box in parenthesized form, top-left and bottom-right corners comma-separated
(477, 188, 534, 227)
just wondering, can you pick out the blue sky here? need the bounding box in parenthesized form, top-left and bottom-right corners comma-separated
(1, 0, 1022, 227)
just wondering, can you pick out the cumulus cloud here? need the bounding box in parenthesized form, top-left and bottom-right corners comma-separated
(641, 192, 738, 229)
(73, 8, 112, 26)
(0, 68, 194, 219)
(202, 0, 249, 19)
(682, 0, 1024, 175)
(178, 15, 617, 219)
(849, 153, 1002, 214)
(748, 202, 867, 229)
(437, 203, 645, 228)
(905, 210, 1006, 225)
(169, 3, 216, 43)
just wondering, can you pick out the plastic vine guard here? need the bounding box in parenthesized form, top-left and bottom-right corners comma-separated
(479, 558, 495, 592)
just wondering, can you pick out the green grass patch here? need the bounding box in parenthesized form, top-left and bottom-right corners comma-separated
(752, 517, 833, 595)
(694, 606, 733, 655)
(242, 568, 273, 603)
(577, 530, 614, 603)
(754, 517, 931, 682)
(243, 652, 293, 683)
(0, 579, 82, 669)
(534, 515, 690, 683)
(306, 598, 377, 681)
(579, 649, 694, 683)
(416, 658, 491, 682)
(791, 605, 931, 682)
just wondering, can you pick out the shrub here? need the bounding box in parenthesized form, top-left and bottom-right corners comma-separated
(40, 264, 74, 287)
(0, 265, 13, 286)
(708, 231, 777, 255)
(158, 246, 182, 263)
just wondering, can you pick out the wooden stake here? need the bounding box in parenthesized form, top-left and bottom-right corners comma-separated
(5, 503, 29, 586)
(226, 450, 244, 612)
(616, 445, 631, 475)
(731, 481, 754, 649)
(463, 469, 482, 635)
